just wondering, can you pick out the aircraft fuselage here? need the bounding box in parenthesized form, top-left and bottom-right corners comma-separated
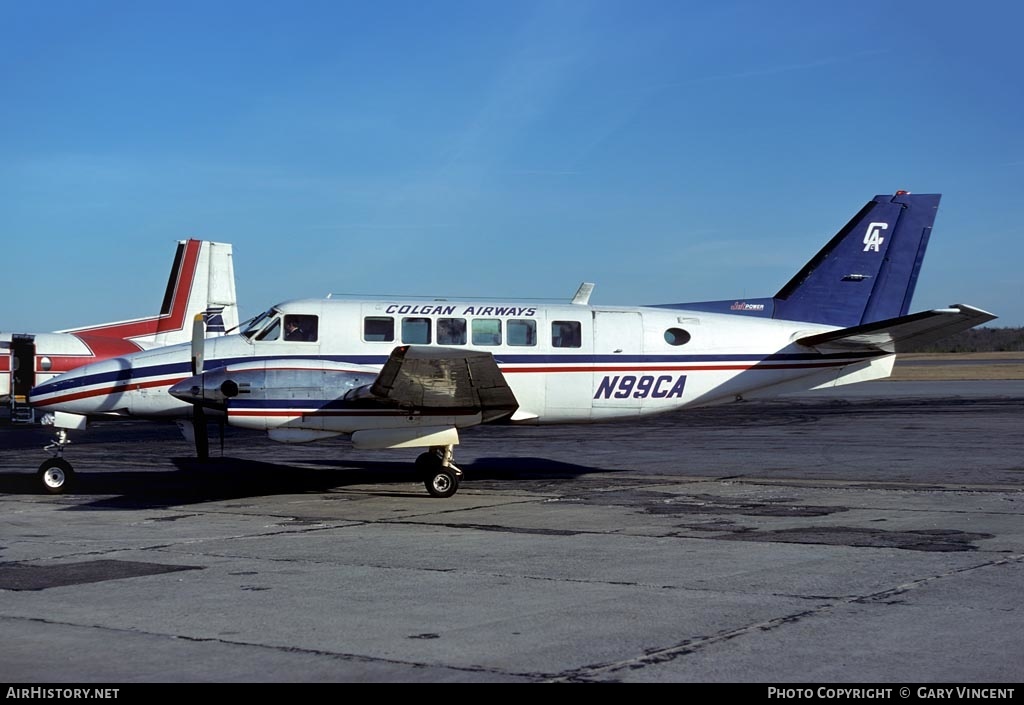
(30, 296, 892, 435)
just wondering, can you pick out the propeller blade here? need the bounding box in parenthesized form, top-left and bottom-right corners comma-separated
(191, 313, 205, 375)
(193, 405, 209, 460)
(190, 313, 209, 459)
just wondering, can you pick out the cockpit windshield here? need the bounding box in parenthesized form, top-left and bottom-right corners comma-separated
(242, 308, 280, 340)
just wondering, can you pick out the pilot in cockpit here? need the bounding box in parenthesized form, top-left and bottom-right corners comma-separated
(284, 315, 316, 342)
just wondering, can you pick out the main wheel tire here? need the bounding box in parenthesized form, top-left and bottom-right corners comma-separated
(38, 458, 74, 495)
(424, 467, 459, 498)
(415, 451, 440, 472)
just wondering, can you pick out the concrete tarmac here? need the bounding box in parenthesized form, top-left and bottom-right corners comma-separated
(1, 380, 1022, 683)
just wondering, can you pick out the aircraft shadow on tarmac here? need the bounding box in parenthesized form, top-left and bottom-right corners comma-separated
(0, 455, 623, 509)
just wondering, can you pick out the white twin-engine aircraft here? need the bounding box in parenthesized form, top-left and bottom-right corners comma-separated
(30, 192, 995, 497)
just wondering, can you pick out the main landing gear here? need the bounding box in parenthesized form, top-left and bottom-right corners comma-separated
(38, 428, 75, 495)
(416, 445, 462, 498)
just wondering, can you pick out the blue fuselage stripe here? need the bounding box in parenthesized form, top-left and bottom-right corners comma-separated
(31, 350, 882, 398)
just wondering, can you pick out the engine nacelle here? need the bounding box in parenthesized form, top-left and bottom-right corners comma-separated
(169, 359, 377, 411)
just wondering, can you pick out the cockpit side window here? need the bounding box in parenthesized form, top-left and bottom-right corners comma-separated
(256, 317, 281, 341)
(284, 314, 318, 342)
(242, 309, 274, 339)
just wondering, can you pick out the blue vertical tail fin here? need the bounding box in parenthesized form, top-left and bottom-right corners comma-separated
(772, 191, 940, 327)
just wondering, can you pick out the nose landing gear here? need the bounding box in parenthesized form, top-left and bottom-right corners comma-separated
(38, 427, 75, 494)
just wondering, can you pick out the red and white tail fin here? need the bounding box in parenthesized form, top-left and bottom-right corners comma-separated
(153, 240, 238, 346)
(58, 240, 239, 347)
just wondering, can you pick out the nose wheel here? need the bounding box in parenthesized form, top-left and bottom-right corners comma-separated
(38, 426, 75, 494)
(416, 445, 462, 498)
(38, 458, 74, 495)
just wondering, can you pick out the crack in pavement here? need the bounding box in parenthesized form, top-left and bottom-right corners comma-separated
(544, 554, 1024, 682)
(0, 614, 540, 681)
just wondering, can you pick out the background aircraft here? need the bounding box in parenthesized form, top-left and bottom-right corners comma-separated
(2, 239, 238, 426)
(30, 192, 995, 497)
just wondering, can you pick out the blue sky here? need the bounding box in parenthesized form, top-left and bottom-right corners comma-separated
(2, 0, 1022, 331)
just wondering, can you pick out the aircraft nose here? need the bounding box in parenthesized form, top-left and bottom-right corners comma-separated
(29, 356, 134, 414)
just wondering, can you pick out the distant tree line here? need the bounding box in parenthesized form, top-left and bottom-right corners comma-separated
(904, 327, 1024, 353)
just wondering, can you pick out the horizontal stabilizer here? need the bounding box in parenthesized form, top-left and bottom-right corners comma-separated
(370, 346, 519, 423)
(796, 305, 997, 354)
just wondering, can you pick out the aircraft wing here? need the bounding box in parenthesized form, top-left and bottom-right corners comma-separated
(171, 346, 518, 422)
(795, 304, 997, 354)
(362, 345, 519, 423)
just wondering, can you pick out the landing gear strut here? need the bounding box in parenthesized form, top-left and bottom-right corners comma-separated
(416, 445, 462, 498)
(38, 428, 75, 494)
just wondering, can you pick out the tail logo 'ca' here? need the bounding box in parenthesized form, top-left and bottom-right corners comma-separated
(863, 222, 888, 252)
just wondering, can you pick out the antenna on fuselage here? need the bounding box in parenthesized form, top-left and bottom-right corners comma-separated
(571, 282, 595, 305)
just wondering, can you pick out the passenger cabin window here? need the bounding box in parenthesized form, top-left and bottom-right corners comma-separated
(664, 328, 691, 346)
(437, 318, 467, 345)
(364, 317, 394, 342)
(284, 314, 318, 342)
(402, 317, 432, 344)
(552, 321, 581, 348)
(507, 319, 536, 346)
(472, 319, 501, 346)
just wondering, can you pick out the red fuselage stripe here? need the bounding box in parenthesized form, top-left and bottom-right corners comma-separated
(30, 358, 860, 408)
(32, 377, 186, 406)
